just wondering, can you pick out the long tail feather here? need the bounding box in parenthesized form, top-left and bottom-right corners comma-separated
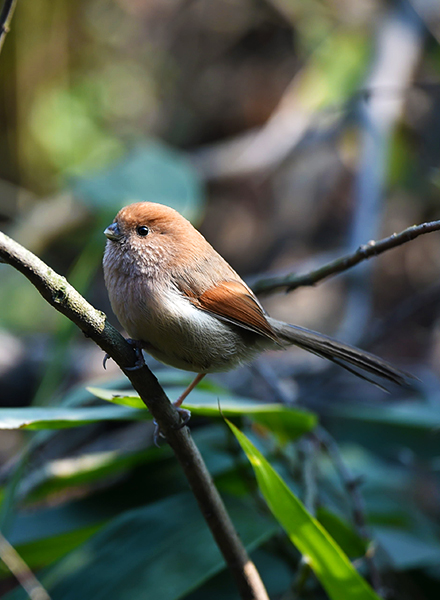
(267, 319, 413, 387)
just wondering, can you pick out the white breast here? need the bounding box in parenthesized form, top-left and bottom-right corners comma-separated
(108, 274, 263, 373)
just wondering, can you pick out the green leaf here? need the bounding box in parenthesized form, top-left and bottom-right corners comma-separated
(185, 548, 292, 600)
(328, 403, 440, 430)
(227, 420, 381, 600)
(0, 524, 103, 577)
(373, 528, 440, 571)
(88, 386, 318, 441)
(317, 508, 367, 559)
(4, 493, 277, 600)
(13, 424, 243, 513)
(0, 405, 152, 430)
(73, 141, 204, 221)
(156, 369, 227, 394)
(324, 403, 440, 458)
(22, 446, 171, 503)
(0, 392, 316, 441)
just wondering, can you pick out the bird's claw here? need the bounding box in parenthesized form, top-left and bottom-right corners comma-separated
(124, 339, 145, 371)
(175, 407, 191, 427)
(102, 339, 145, 370)
(153, 420, 166, 448)
(103, 353, 110, 369)
(153, 407, 192, 447)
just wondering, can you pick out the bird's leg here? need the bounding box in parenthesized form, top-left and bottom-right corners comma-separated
(152, 374, 206, 447)
(174, 373, 206, 408)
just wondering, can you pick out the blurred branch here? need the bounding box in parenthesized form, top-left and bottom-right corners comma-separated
(0, 232, 269, 600)
(408, 0, 440, 43)
(0, 530, 51, 600)
(314, 427, 384, 595)
(189, 34, 341, 181)
(190, 82, 318, 180)
(0, 0, 17, 54)
(189, 3, 423, 184)
(340, 2, 424, 344)
(253, 219, 440, 295)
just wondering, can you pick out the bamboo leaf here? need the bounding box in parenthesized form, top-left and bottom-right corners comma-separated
(88, 386, 317, 441)
(227, 420, 381, 600)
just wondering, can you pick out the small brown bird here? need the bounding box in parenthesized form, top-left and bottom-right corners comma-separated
(103, 202, 409, 410)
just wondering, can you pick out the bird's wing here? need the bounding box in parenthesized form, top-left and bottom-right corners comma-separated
(184, 279, 278, 342)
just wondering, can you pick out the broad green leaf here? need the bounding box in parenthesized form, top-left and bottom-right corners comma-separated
(155, 369, 227, 393)
(22, 446, 171, 503)
(227, 420, 380, 600)
(185, 548, 292, 600)
(324, 403, 440, 457)
(0, 405, 152, 430)
(373, 528, 440, 571)
(0, 394, 316, 441)
(317, 508, 367, 559)
(88, 386, 317, 441)
(0, 524, 103, 578)
(9, 424, 252, 545)
(73, 141, 204, 221)
(21, 424, 236, 504)
(4, 493, 277, 600)
(30, 85, 123, 176)
(328, 403, 440, 430)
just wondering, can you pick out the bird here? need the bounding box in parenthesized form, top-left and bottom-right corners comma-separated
(103, 201, 410, 414)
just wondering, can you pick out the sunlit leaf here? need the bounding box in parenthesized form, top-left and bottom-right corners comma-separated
(227, 420, 380, 600)
(0, 405, 151, 430)
(317, 508, 367, 559)
(88, 386, 317, 441)
(22, 446, 170, 503)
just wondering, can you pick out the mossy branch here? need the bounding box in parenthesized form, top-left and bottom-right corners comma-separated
(0, 231, 269, 600)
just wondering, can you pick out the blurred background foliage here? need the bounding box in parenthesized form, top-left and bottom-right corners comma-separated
(0, 0, 440, 598)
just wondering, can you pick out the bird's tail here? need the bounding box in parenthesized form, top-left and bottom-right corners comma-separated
(267, 318, 413, 388)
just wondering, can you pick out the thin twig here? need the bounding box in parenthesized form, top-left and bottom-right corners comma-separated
(314, 426, 384, 595)
(0, 530, 51, 600)
(0, 0, 17, 54)
(253, 219, 440, 295)
(0, 231, 269, 600)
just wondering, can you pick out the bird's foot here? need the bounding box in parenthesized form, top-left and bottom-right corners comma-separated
(124, 339, 145, 371)
(153, 407, 192, 447)
(174, 406, 192, 427)
(103, 338, 145, 370)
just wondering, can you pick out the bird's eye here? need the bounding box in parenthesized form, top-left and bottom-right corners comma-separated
(136, 225, 149, 237)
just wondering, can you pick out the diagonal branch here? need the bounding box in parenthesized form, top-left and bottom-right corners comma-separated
(0, 231, 269, 600)
(0, 0, 17, 54)
(253, 219, 440, 295)
(0, 531, 51, 600)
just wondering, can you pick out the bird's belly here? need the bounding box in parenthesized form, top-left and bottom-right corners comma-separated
(140, 310, 245, 373)
(112, 282, 262, 373)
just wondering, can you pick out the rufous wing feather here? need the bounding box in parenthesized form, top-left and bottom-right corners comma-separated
(188, 280, 279, 342)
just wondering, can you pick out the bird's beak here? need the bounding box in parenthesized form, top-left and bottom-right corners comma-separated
(104, 223, 123, 241)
